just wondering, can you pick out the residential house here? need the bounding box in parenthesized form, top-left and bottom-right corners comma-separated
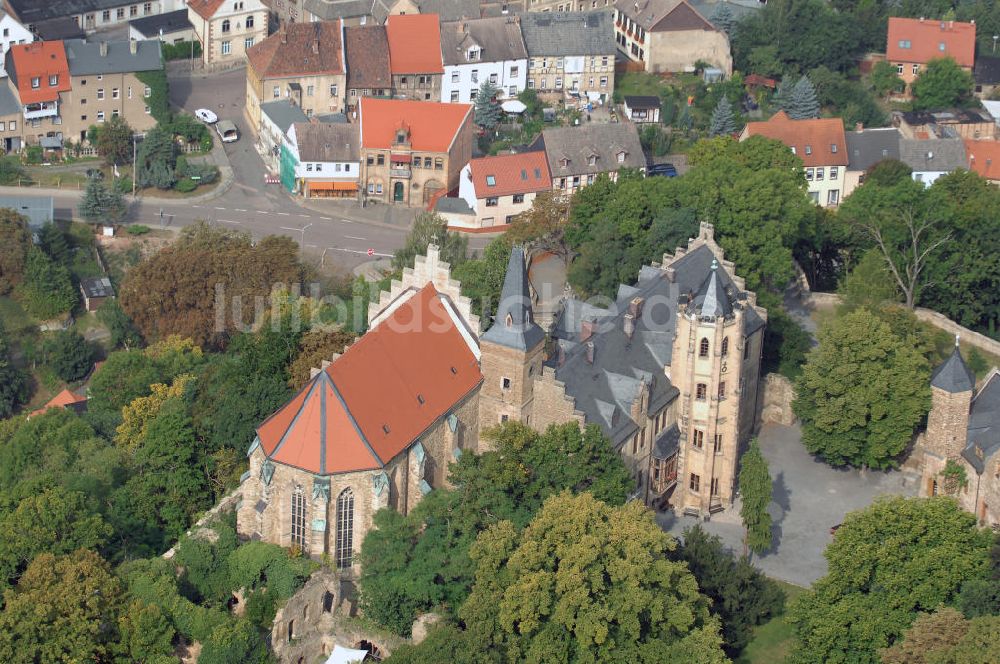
(344, 25, 392, 114)
(741, 111, 849, 207)
(0, 39, 161, 148)
(886, 17, 975, 96)
(623, 95, 659, 123)
(30, 388, 88, 417)
(440, 16, 527, 103)
(899, 137, 967, 186)
(359, 97, 473, 206)
(286, 121, 361, 198)
(80, 276, 115, 312)
(917, 347, 1000, 529)
(385, 13, 443, 101)
(299, 0, 391, 25)
(843, 125, 900, 197)
(187, 0, 267, 70)
(974, 55, 1000, 99)
(442, 150, 551, 229)
(33, 17, 86, 41)
(246, 21, 346, 132)
(894, 108, 996, 141)
(533, 123, 644, 194)
(963, 139, 1000, 184)
(520, 9, 615, 101)
(4, 0, 182, 33)
(389, 0, 512, 20)
(128, 8, 195, 44)
(613, 0, 731, 75)
(259, 99, 307, 173)
(527, 0, 612, 11)
(0, 10, 31, 78)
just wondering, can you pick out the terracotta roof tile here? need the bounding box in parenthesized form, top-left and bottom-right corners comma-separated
(247, 21, 344, 79)
(345, 25, 391, 90)
(469, 151, 551, 198)
(257, 284, 482, 475)
(964, 139, 1000, 181)
(360, 97, 472, 152)
(386, 13, 443, 74)
(30, 388, 87, 417)
(8, 41, 71, 104)
(887, 17, 975, 68)
(743, 111, 849, 167)
(187, 0, 227, 21)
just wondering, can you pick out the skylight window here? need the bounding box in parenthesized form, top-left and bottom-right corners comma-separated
(898, 39, 911, 49)
(486, 175, 496, 186)
(521, 169, 527, 180)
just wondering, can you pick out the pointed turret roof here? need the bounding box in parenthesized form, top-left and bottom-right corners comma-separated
(931, 342, 975, 393)
(481, 247, 545, 351)
(692, 258, 733, 318)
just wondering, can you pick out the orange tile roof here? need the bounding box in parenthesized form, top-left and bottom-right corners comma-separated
(360, 97, 472, 153)
(257, 284, 482, 475)
(887, 17, 975, 68)
(187, 0, 227, 21)
(743, 111, 849, 168)
(964, 139, 1000, 181)
(30, 388, 87, 417)
(386, 13, 443, 74)
(9, 41, 70, 104)
(469, 151, 552, 198)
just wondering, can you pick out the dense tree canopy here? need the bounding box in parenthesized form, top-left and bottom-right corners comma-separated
(42, 330, 94, 382)
(911, 57, 975, 110)
(789, 496, 993, 663)
(794, 308, 930, 468)
(0, 322, 27, 418)
(0, 209, 33, 294)
(17, 248, 77, 319)
(392, 212, 468, 271)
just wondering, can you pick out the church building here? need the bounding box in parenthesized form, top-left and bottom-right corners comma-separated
(236, 222, 767, 571)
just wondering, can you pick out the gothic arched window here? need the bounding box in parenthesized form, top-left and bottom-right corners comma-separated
(221, 19, 231, 33)
(290, 486, 306, 550)
(721, 337, 729, 357)
(336, 488, 355, 569)
(699, 337, 710, 358)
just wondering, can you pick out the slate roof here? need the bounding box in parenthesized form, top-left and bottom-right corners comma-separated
(6, 0, 124, 23)
(887, 17, 975, 68)
(614, 0, 715, 32)
(931, 346, 976, 394)
(653, 423, 680, 460)
(247, 21, 344, 78)
(467, 150, 551, 198)
(33, 17, 86, 41)
(256, 283, 482, 475)
(963, 372, 1000, 474)
(64, 39, 162, 75)
(974, 55, 1000, 86)
(260, 100, 308, 135)
(292, 121, 360, 162)
(416, 0, 483, 21)
(845, 127, 901, 172)
(899, 137, 967, 172)
(742, 111, 849, 168)
(344, 25, 391, 91)
(80, 276, 114, 299)
(519, 10, 616, 57)
(129, 9, 193, 38)
(692, 259, 733, 318)
(481, 247, 545, 351)
(624, 95, 660, 110)
(536, 123, 645, 178)
(440, 17, 527, 67)
(304, 0, 391, 23)
(0, 81, 21, 117)
(549, 243, 764, 446)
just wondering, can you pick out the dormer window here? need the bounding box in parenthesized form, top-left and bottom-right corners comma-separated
(790, 146, 796, 154)
(830, 143, 837, 153)
(505, 313, 513, 327)
(616, 151, 626, 163)
(588, 155, 597, 166)
(939, 42, 946, 51)
(805, 145, 812, 155)
(560, 158, 570, 167)
(30, 77, 39, 88)
(468, 48, 480, 61)
(395, 130, 407, 144)
(48, 74, 58, 86)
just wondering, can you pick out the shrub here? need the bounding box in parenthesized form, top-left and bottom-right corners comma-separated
(174, 178, 197, 193)
(25, 145, 43, 164)
(127, 225, 151, 236)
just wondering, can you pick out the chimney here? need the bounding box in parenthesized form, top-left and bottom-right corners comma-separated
(556, 344, 566, 367)
(624, 313, 636, 339)
(855, 122, 864, 133)
(280, 26, 288, 45)
(628, 296, 644, 319)
(129, 39, 137, 55)
(312, 40, 319, 55)
(586, 341, 595, 364)
(99, 42, 108, 57)
(664, 266, 676, 282)
(580, 317, 596, 343)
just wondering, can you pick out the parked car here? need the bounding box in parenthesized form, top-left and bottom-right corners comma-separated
(216, 120, 239, 143)
(195, 108, 218, 124)
(647, 163, 678, 178)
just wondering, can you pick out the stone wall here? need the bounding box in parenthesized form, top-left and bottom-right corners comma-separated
(760, 373, 797, 426)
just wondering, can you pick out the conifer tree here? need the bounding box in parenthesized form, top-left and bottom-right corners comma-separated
(474, 81, 502, 131)
(710, 2, 735, 34)
(738, 438, 773, 559)
(709, 96, 737, 136)
(788, 76, 820, 119)
(772, 77, 794, 113)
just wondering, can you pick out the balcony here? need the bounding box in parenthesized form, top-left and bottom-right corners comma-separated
(390, 167, 411, 179)
(23, 101, 58, 120)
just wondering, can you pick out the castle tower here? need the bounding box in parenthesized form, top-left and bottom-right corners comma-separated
(671, 259, 750, 515)
(922, 340, 974, 495)
(477, 247, 545, 446)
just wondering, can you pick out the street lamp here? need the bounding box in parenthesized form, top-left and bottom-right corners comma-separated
(300, 223, 313, 247)
(994, 35, 999, 54)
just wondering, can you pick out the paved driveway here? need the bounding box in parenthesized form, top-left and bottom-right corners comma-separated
(658, 423, 921, 587)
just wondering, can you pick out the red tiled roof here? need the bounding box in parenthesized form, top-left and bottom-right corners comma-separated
(9, 41, 71, 104)
(30, 388, 87, 417)
(743, 111, 849, 167)
(360, 97, 472, 152)
(964, 139, 1000, 181)
(469, 151, 551, 198)
(247, 21, 345, 78)
(386, 13, 443, 74)
(187, 0, 227, 21)
(257, 284, 482, 475)
(887, 17, 975, 68)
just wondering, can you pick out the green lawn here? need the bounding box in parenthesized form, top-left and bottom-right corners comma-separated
(737, 580, 808, 664)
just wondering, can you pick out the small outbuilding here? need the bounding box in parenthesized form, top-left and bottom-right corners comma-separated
(622, 95, 661, 124)
(79, 276, 115, 312)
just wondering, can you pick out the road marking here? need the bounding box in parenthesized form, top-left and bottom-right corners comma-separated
(345, 235, 367, 241)
(234, 208, 247, 212)
(255, 210, 269, 214)
(276, 212, 290, 216)
(306, 243, 319, 248)
(298, 214, 311, 218)
(279, 226, 299, 232)
(321, 216, 333, 221)
(214, 207, 226, 210)
(192, 204, 202, 208)
(329, 247, 392, 258)
(219, 219, 241, 225)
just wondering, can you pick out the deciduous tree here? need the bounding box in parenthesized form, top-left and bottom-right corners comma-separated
(17, 247, 77, 319)
(286, 328, 355, 388)
(793, 308, 930, 469)
(42, 330, 94, 382)
(0, 322, 27, 418)
(452, 235, 513, 324)
(881, 607, 972, 664)
(911, 57, 974, 110)
(392, 212, 468, 271)
(0, 208, 32, 294)
(94, 115, 134, 166)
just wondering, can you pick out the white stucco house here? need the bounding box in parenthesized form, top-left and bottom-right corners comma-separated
(439, 17, 528, 104)
(286, 121, 361, 198)
(0, 11, 33, 78)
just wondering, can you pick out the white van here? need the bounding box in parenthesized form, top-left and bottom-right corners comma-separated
(216, 120, 239, 143)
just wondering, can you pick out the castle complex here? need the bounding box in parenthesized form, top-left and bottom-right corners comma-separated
(918, 345, 1000, 528)
(236, 223, 767, 571)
